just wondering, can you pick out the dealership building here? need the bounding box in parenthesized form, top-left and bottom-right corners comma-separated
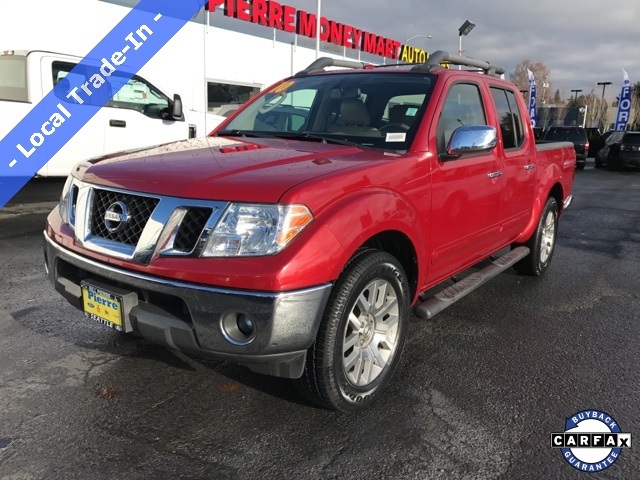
(3, 0, 418, 116)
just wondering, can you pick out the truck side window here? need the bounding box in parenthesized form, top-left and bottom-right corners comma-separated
(437, 83, 487, 155)
(109, 75, 170, 119)
(505, 90, 525, 148)
(490, 87, 525, 150)
(51, 61, 168, 118)
(52, 61, 109, 107)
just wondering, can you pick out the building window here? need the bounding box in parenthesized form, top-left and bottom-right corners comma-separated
(207, 82, 260, 113)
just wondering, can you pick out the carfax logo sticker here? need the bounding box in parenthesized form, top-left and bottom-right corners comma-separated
(551, 410, 632, 472)
(0, 0, 208, 208)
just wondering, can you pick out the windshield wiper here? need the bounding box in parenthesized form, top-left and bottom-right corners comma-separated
(269, 132, 361, 148)
(217, 129, 274, 138)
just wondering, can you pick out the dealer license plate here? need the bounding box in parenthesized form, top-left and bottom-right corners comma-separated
(81, 283, 124, 331)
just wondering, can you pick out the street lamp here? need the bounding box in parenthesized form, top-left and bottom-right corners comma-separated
(400, 35, 432, 64)
(597, 81, 612, 130)
(405, 34, 433, 45)
(597, 81, 612, 101)
(458, 20, 475, 70)
(315, 0, 321, 59)
(571, 89, 583, 103)
(542, 76, 549, 104)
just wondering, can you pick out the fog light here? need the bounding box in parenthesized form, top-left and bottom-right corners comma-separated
(236, 314, 255, 336)
(220, 310, 257, 345)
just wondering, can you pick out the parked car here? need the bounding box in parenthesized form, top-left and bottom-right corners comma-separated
(45, 51, 576, 412)
(543, 126, 589, 169)
(532, 127, 545, 140)
(585, 127, 604, 157)
(595, 131, 640, 170)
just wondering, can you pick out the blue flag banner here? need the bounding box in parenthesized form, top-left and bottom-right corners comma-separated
(0, 0, 207, 209)
(527, 69, 537, 127)
(614, 69, 631, 131)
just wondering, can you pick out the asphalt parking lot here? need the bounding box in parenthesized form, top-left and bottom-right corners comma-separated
(0, 162, 638, 479)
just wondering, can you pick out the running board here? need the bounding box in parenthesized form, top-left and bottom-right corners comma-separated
(414, 246, 530, 320)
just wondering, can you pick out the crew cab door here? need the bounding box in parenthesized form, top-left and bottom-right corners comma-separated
(488, 86, 537, 240)
(104, 74, 188, 154)
(429, 81, 504, 281)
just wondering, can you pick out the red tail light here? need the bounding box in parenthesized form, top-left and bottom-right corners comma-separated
(585, 142, 589, 150)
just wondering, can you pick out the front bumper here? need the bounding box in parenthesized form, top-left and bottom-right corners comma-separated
(44, 232, 332, 379)
(613, 153, 640, 169)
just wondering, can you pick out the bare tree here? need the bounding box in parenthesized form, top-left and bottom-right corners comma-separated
(538, 105, 551, 128)
(629, 81, 640, 129)
(584, 89, 600, 128)
(509, 60, 552, 102)
(552, 89, 568, 125)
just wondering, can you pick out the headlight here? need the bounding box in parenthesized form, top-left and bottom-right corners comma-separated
(201, 203, 313, 257)
(58, 175, 78, 228)
(58, 175, 74, 225)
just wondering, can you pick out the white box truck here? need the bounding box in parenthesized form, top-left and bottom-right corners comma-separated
(0, 49, 224, 177)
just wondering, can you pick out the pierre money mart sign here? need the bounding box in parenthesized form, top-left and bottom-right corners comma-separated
(206, 0, 431, 63)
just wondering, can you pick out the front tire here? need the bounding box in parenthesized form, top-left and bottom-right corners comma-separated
(296, 250, 410, 412)
(513, 197, 559, 276)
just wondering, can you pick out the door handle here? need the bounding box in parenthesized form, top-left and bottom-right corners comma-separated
(488, 171, 502, 178)
(524, 163, 535, 170)
(109, 120, 126, 128)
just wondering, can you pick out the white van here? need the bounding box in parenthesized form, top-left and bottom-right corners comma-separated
(0, 50, 225, 177)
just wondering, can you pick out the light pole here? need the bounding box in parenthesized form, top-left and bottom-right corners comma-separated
(315, 0, 321, 59)
(401, 35, 432, 64)
(458, 20, 475, 70)
(597, 81, 612, 130)
(571, 89, 583, 127)
(597, 81, 612, 102)
(571, 89, 583, 103)
(542, 76, 549, 104)
(405, 34, 433, 45)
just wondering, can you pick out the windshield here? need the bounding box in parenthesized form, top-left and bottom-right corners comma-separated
(0, 55, 28, 102)
(544, 128, 586, 143)
(219, 72, 436, 152)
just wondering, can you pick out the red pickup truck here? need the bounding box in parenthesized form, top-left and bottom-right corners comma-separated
(45, 51, 575, 412)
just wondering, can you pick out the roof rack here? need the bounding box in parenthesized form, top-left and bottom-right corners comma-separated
(295, 57, 369, 77)
(412, 50, 505, 76)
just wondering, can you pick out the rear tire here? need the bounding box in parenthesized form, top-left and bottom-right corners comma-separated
(295, 250, 410, 412)
(513, 197, 559, 276)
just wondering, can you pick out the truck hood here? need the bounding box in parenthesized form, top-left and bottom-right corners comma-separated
(80, 136, 376, 203)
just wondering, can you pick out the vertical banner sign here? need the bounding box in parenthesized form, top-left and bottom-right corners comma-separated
(528, 69, 537, 127)
(614, 68, 631, 131)
(0, 0, 208, 209)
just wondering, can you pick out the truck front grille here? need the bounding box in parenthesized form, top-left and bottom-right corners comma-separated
(66, 180, 227, 264)
(173, 207, 212, 253)
(90, 189, 159, 246)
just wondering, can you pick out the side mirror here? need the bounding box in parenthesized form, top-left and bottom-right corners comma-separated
(171, 94, 184, 120)
(445, 125, 497, 159)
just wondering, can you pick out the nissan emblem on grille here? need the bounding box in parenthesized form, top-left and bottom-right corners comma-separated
(104, 201, 130, 233)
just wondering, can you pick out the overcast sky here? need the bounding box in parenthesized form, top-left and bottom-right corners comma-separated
(277, 0, 640, 101)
